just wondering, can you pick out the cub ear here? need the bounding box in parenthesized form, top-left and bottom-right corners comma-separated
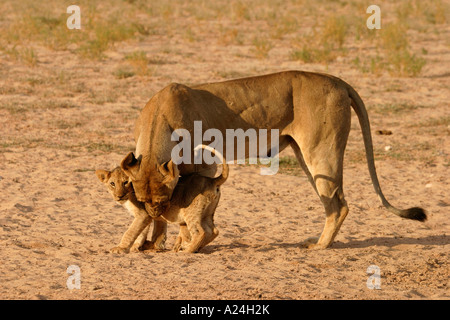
(95, 169, 111, 183)
(158, 159, 180, 187)
(120, 152, 140, 178)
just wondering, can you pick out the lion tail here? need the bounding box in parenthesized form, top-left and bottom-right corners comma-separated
(193, 144, 229, 187)
(346, 83, 427, 222)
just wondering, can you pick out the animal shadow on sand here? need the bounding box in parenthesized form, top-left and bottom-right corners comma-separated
(332, 234, 450, 249)
(201, 235, 449, 253)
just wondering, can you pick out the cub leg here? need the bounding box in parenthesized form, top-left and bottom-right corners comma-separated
(197, 198, 220, 251)
(110, 209, 152, 254)
(185, 225, 206, 253)
(130, 222, 151, 252)
(183, 198, 209, 253)
(173, 225, 191, 252)
(199, 222, 219, 251)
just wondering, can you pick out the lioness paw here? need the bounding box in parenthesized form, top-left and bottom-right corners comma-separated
(300, 237, 330, 250)
(305, 243, 327, 250)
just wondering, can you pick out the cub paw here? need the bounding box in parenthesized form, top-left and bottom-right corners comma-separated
(140, 240, 156, 251)
(130, 243, 141, 252)
(173, 243, 181, 252)
(110, 246, 129, 254)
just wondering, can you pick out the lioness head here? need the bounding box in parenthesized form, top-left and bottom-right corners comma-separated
(95, 167, 133, 204)
(120, 152, 179, 215)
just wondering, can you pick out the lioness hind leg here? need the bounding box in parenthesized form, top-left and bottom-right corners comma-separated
(291, 140, 349, 249)
(303, 175, 349, 249)
(308, 186, 349, 249)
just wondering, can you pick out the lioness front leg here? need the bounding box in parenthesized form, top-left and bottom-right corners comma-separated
(140, 220, 168, 251)
(150, 220, 167, 250)
(110, 211, 152, 254)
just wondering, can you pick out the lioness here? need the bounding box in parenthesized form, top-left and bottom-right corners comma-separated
(97, 145, 228, 253)
(120, 70, 427, 249)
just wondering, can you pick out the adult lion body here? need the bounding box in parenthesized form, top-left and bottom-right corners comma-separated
(121, 70, 426, 249)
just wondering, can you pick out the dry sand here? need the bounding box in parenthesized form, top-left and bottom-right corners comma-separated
(0, 0, 448, 300)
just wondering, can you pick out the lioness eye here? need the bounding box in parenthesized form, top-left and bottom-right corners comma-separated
(110, 182, 115, 187)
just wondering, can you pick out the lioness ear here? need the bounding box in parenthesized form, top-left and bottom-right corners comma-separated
(120, 152, 140, 178)
(95, 169, 111, 183)
(159, 159, 180, 187)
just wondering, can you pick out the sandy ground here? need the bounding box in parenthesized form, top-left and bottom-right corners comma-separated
(0, 1, 449, 300)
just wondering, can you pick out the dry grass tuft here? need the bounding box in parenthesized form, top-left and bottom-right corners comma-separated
(252, 37, 274, 59)
(290, 15, 349, 64)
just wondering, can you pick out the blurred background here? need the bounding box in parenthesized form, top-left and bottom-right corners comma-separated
(1, 0, 448, 163)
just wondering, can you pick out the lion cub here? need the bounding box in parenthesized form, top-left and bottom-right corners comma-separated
(96, 167, 167, 253)
(97, 156, 228, 253)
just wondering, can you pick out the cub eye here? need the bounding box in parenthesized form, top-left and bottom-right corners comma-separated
(110, 182, 115, 188)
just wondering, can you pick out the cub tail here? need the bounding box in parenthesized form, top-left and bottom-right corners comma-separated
(194, 144, 229, 187)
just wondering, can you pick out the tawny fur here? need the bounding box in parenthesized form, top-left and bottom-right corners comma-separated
(120, 70, 426, 249)
(96, 154, 228, 253)
(95, 167, 167, 254)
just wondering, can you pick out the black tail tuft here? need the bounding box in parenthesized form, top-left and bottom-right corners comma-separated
(401, 207, 427, 222)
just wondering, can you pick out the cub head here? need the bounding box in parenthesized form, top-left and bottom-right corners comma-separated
(95, 167, 133, 204)
(120, 152, 179, 215)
